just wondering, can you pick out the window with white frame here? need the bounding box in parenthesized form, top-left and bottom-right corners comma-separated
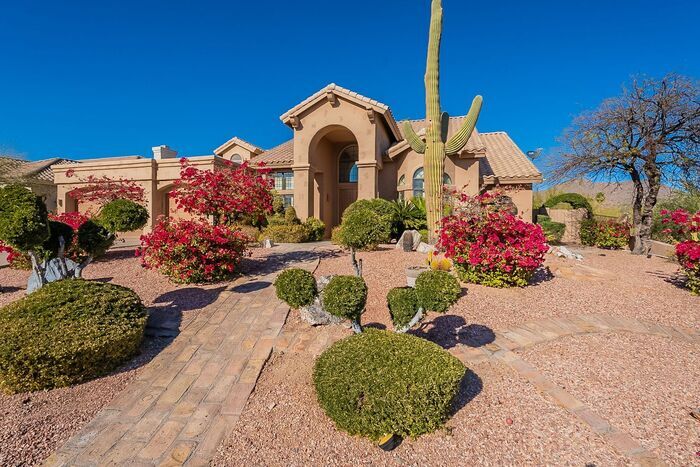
(273, 171, 294, 191)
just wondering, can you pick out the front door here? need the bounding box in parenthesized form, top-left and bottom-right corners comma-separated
(338, 183, 358, 223)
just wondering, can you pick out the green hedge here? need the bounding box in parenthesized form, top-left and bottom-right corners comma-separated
(544, 193, 593, 215)
(98, 199, 149, 233)
(322, 275, 367, 322)
(387, 287, 419, 329)
(414, 270, 461, 313)
(78, 220, 114, 257)
(0, 280, 147, 393)
(313, 329, 465, 440)
(537, 215, 565, 244)
(274, 268, 317, 308)
(260, 224, 308, 243)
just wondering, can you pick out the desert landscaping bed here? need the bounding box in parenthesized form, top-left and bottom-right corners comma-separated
(520, 332, 700, 465)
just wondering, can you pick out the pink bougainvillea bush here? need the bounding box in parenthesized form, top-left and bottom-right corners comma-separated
(438, 191, 549, 288)
(580, 218, 630, 249)
(138, 218, 251, 284)
(662, 209, 700, 294)
(49, 212, 91, 262)
(169, 159, 273, 225)
(65, 169, 145, 207)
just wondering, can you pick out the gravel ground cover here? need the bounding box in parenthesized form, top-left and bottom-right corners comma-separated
(0, 244, 267, 466)
(0, 337, 168, 466)
(315, 245, 699, 332)
(214, 348, 625, 466)
(520, 332, 700, 465)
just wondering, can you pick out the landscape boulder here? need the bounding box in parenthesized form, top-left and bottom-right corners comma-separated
(300, 275, 344, 326)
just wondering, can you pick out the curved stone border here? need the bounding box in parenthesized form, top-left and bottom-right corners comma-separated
(451, 314, 698, 465)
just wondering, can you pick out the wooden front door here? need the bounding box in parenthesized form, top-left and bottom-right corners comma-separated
(337, 183, 358, 225)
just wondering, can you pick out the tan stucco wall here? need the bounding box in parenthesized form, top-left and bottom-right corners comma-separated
(484, 184, 535, 221)
(218, 144, 257, 162)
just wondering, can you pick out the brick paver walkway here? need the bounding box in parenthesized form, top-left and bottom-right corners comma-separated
(45, 244, 324, 467)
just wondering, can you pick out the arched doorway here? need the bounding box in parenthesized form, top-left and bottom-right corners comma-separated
(307, 125, 360, 230)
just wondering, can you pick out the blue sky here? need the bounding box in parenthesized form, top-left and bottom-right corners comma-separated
(1, 0, 698, 171)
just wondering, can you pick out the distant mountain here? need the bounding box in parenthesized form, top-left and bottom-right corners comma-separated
(538, 179, 674, 208)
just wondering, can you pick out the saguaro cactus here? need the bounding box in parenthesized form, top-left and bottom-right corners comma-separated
(404, 0, 483, 243)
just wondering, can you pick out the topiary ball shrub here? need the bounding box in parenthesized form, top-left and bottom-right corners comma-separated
(387, 287, 419, 329)
(313, 329, 466, 440)
(40, 220, 75, 259)
(336, 208, 391, 251)
(544, 193, 593, 216)
(274, 268, 317, 308)
(0, 184, 50, 252)
(0, 280, 147, 393)
(98, 199, 149, 233)
(414, 270, 461, 313)
(322, 275, 367, 322)
(284, 205, 300, 225)
(78, 219, 115, 257)
(303, 217, 326, 241)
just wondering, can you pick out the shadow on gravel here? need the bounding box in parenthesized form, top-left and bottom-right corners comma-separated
(232, 281, 271, 293)
(647, 270, 689, 291)
(153, 286, 227, 313)
(452, 369, 484, 414)
(411, 315, 496, 350)
(528, 266, 555, 286)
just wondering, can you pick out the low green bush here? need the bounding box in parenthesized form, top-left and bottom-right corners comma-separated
(303, 217, 326, 241)
(579, 219, 598, 246)
(343, 199, 397, 237)
(414, 270, 461, 313)
(537, 215, 565, 244)
(0, 280, 146, 393)
(313, 329, 465, 440)
(260, 224, 307, 243)
(0, 184, 50, 252)
(419, 229, 429, 244)
(387, 287, 419, 329)
(274, 268, 317, 308)
(580, 218, 629, 249)
(98, 199, 149, 233)
(232, 224, 260, 242)
(455, 263, 533, 288)
(284, 206, 300, 225)
(544, 193, 593, 215)
(336, 208, 391, 251)
(322, 275, 367, 322)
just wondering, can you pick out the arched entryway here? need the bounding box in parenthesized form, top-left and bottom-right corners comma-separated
(307, 125, 360, 231)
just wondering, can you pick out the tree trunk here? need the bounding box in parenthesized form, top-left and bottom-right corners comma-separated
(395, 308, 424, 333)
(630, 169, 646, 255)
(74, 255, 94, 278)
(635, 165, 662, 256)
(28, 250, 47, 287)
(350, 320, 362, 334)
(350, 248, 363, 277)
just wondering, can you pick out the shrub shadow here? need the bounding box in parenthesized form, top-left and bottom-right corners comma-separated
(240, 248, 342, 277)
(411, 315, 495, 350)
(364, 322, 387, 330)
(646, 270, 689, 291)
(231, 281, 271, 293)
(528, 266, 555, 286)
(0, 286, 23, 294)
(153, 286, 227, 313)
(452, 369, 483, 414)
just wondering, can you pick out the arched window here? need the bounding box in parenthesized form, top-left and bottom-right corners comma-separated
(412, 168, 453, 198)
(339, 145, 358, 183)
(230, 154, 243, 164)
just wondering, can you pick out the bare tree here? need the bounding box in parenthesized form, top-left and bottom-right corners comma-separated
(554, 74, 700, 254)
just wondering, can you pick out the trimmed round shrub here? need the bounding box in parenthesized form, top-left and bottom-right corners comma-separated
(303, 217, 326, 241)
(260, 224, 307, 243)
(322, 275, 367, 322)
(343, 198, 397, 237)
(284, 205, 300, 225)
(0, 184, 50, 252)
(387, 287, 419, 329)
(78, 219, 114, 257)
(313, 329, 466, 440)
(336, 208, 391, 251)
(40, 220, 75, 259)
(0, 280, 147, 393)
(414, 270, 461, 313)
(544, 193, 593, 215)
(275, 268, 317, 308)
(98, 199, 149, 233)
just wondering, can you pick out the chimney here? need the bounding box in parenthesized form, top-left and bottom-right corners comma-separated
(152, 145, 177, 160)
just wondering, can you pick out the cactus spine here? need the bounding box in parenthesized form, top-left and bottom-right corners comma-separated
(404, 0, 483, 244)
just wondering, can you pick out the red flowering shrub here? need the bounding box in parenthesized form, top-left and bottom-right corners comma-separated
(579, 219, 630, 249)
(66, 172, 145, 207)
(662, 209, 700, 294)
(138, 218, 251, 284)
(170, 159, 273, 225)
(48, 212, 91, 262)
(0, 241, 30, 269)
(438, 192, 548, 288)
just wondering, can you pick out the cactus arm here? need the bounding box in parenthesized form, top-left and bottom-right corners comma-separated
(403, 122, 426, 154)
(445, 95, 483, 155)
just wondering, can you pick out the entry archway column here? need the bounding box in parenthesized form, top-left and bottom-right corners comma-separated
(292, 163, 313, 219)
(356, 161, 379, 200)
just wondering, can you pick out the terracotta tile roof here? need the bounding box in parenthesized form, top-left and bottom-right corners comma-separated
(0, 156, 72, 183)
(397, 116, 487, 154)
(251, 140, 294, 168)
(478, 132, 542, 183)
(280, 83, 402, 140)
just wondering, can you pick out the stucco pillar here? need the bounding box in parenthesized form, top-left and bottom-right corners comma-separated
(357, 161, 378, 200)
(292, 164, 313, 219)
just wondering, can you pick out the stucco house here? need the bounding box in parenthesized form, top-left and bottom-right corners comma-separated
(0, 156, 73, 211)
(52, 84, 542, 235)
